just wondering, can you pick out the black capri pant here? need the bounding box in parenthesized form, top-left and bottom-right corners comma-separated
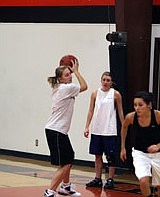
(45, 129, 74, 166)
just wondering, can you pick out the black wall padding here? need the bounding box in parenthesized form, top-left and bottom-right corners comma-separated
(109, 44, 128, 114)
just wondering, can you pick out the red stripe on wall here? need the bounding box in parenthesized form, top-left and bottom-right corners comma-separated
(0, 0, 115, 6)
(0, 0, 159, 6)
(153, 0, 160, 5)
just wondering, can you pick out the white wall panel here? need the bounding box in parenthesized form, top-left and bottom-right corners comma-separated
(149, 24, 160, 91)
(0, 23, 115, 161)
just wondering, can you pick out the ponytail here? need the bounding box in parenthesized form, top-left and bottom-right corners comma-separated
(48, 76, 58, 88)
(47, 65, 67, 88)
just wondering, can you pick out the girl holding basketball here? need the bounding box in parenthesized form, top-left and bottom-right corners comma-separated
(44, 57, 87, 197)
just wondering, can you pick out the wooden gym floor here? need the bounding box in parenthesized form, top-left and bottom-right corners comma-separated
(0, 155, 143, 197)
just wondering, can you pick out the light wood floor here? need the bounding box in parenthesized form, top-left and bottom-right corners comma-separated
(0, 155, 142, 197)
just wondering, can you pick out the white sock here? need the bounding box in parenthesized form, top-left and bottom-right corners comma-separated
(62, 182, 70, 186)
(47, 189, 56, 194)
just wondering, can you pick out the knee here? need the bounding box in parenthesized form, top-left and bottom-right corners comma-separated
(106, 155, 116, 167)
(61, 164, 72, 169)
(139, 177, 149, 187)
(95, 155, 103, 163)
(139, 177, 151, 196)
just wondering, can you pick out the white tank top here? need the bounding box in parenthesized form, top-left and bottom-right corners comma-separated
(91, 88, 117, 136)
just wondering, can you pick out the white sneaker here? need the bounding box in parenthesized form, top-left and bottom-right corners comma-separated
(58, 183, 81, 196)
(44, 189, 56, 197)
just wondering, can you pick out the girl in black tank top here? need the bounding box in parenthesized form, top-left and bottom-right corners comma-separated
(133, 109, 160, 153)
(120, 91, 160, 197)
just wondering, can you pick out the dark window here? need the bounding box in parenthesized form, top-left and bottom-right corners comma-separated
(153, 38, 160, 109)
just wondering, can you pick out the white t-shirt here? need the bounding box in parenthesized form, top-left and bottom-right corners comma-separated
(45, 83, 80, 135)
(91, 88, 117, 136)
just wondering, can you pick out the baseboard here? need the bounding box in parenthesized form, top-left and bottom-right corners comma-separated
(0, 148, 132, 173)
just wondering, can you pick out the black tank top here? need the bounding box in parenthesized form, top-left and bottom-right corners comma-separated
(133, 109, 160, 153)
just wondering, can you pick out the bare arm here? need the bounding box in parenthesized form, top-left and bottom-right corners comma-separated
(155, 109, 160, 124)
(147, 110, 160, 153)
(120, 112, 134, 161)
(84, 90, 97, 138)
(114, 90, 124, 124)
(70, 59, 87, 92)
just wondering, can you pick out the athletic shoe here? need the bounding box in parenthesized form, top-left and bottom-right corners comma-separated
(104, 178, 114, 189)
(58, 183, 81, 196)
(86, 177, 103, 188)
(44, 189, 56, 197)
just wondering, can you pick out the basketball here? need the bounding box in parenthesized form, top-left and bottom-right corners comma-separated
(59, 55, 77, 68)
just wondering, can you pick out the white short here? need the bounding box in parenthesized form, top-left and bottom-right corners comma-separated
(132, 148, 160, 186)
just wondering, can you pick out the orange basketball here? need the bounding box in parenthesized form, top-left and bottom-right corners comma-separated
(59, 55, 77, 68)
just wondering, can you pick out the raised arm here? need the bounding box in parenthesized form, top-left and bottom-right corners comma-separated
(70, 59, 87, 92)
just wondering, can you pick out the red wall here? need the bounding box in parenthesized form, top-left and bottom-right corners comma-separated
(0, 0, 115, 6)
(0, 0, 159, 6)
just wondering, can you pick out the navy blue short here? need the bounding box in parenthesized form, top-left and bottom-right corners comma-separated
(45, 129, 74, 166)
(89, 134, 117, 156)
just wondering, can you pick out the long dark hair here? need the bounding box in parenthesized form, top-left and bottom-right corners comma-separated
(134, 91, 155, 106)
